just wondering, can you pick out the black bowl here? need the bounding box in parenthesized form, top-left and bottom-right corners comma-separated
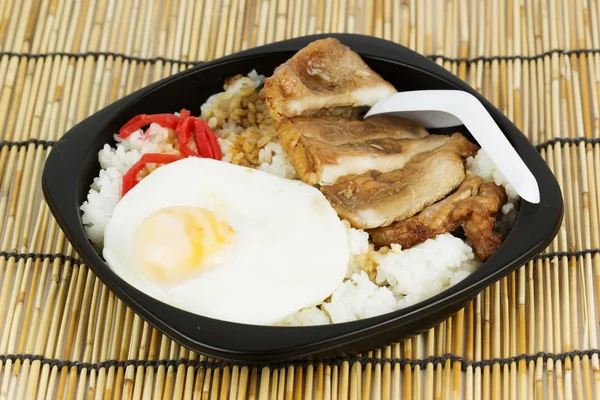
(42, 34, 563, 363)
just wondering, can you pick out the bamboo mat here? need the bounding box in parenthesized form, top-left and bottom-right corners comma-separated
(0, 0, 599, 398)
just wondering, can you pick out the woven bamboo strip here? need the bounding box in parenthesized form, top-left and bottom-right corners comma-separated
(262, 0, 275, 43)
(0, 70, 45, 400)
(505, 6, 518, 399)
(560, 5, 577, 400)
(25, 51, 69, 398)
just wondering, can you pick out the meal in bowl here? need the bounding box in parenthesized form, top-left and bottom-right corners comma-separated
(81, 38, 519, 326)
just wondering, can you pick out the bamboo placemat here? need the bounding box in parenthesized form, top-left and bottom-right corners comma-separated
(0, 0, 599, 398)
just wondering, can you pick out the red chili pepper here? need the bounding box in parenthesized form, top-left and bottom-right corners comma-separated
(146, 114, 180, 130)
(193, 118, 214, 158)
(175, 116, 221, 159)
(121, 153, 184, 196)
(192, 118, 214, 158)
(119, 110, 221, 196)
(175, 118, 201, 158)
(175, 109, 191, 131)
(179, 108, 190, 119)
(119, 114, 151, 138)
(205, 123, 222, 159)
(119, 110, 192, 139)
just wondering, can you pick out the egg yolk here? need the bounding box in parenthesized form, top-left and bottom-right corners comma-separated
(132, 206, 234, 282)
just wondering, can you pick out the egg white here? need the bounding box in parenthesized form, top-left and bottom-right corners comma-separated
(103, 157, 349, 325)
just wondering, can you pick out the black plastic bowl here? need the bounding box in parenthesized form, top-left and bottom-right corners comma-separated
(42, 34, 563, 362)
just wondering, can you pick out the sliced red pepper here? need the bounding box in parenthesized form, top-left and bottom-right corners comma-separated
(176, 109, 191, 131)
(175, 116, 221, 160)
(121, 165, 141, 196)
(119, 114, 151, 138)
(192, 118, 214, 158)
(120, 110, 221, 195)
(203, 120, 222, 160)
(146, 114, 180, 130)
(140, 152, 184, 164)
(176, 116, 213, 159)
(179, 108, 190, 119)
(119, 111, 192, 139)
(175, 118, 201, 158)
(205, 124, 222, 160)
(121, 153, 184, 196)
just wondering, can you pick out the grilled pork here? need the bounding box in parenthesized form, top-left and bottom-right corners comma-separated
(320, 134, 479, 229)
(369, 175, 507, 260)
(277, 115, 446, 185)
(261, 38, 397, 122)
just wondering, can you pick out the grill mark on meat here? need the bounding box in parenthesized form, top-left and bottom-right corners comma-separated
(320, 133, 479, 229)
(260, 38, 397, 122)
(368, 175, 482, 247)
(277, 115, 441, 185)
(369, 175, 508, 260)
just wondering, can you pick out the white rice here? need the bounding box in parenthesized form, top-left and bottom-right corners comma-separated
(256, 141, 298, 179)
(374, 235, 478, 309)
(280, 233, 479, 325)
(466, 150, 519, 206)
(80, 123, 177, 245)
(81, 71, 519, 326)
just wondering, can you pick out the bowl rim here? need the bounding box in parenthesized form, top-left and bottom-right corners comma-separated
(42, 33, 563, 362)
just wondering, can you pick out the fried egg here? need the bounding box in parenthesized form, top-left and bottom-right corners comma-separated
(103, 157, 349, 325)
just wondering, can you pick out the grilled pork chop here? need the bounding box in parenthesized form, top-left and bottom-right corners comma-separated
(369, 175, 507, 260)
(320, 133, 479, 229)
(261, 38, 397, 122)
(277, 115, 448, 185)
(368, 175, 484, 248)
(459, 183, 508, 260)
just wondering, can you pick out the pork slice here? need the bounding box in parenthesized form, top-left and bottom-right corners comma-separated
(261, 38, 397, 122)
(320, 133, 479, 229)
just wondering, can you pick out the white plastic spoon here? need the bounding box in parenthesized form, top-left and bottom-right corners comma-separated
(364, 90, 540, 204)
